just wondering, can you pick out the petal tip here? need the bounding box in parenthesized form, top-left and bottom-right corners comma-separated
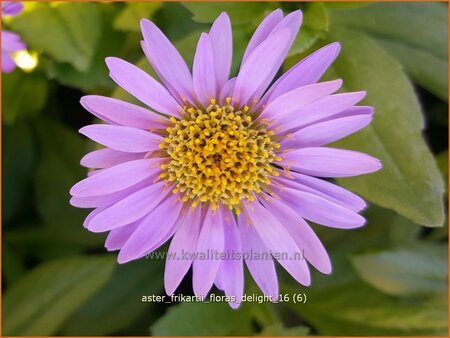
(229, 301, 242, 310)
(164, 281, 177, 297)
(104, 56, 120, 70)
(117, 251, 132, 264)
(329, 41, 341, 56)
(140, 18, 153, 31)
(78, 125, 90, 136)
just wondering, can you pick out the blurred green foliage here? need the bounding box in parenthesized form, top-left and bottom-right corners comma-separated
(2, 2, 448, 336)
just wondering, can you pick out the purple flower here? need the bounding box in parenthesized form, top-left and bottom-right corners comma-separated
(71, 9, 381, 308)
(1, 1, 26, 73)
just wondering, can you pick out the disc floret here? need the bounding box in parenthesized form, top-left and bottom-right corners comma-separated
(159, 98, 281, 213)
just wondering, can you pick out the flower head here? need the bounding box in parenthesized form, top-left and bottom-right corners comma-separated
(71, 9, 381, 309)
(1, 1, 26, 73)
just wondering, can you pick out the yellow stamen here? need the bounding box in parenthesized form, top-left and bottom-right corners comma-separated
(160, 98, 280, 211)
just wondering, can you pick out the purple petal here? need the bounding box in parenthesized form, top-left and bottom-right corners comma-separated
(279, 187, 366, 229)
(216, 208, 244, 309)
(219, 77, 236, 104)
(249, 10, 302, 99)
(193, 208, 224, 297)
(2, 51, 16, 73)
(238, 213, 279, 300)
(281, 147, 382, 177)
(80, 95, 169, 130)
(83, 207, 105, 229)
(133, 209, 186, 261)
(147, 210, 185, 255)
(87, 181, 168, 232)
(70, 176, 157, 208)
(244, 201, 311, 286)
(258, 80, 343, 123)
(261, 195, 331, 274)
(193, 33, 216, 106)
(81, 148, 146, 169)
(70, 158, 162, 197)
(281, 114, 373, 148)
(242, 9, 283, 63)
(209, 12, 232, 91)
(232, 29, 291, 106)
(105, 57, 181, 116)
(259, 42, 341, 107)
(327, 105, 374, 120)
(164, 206, 202, 295)
(2, 31, 26, 52)
(277, 172, 366, 212)
(87, 169, 104, 177)
(276, 92, 367, 134)
(79, 124, 162, 153)
(270, 10, 303, 51)
(117, 194, 183, 263)
(214, 273, 224, 291)
(2, 2, 23, 16)
(140, 19, 195, 104)
(105, 220, 140, 251)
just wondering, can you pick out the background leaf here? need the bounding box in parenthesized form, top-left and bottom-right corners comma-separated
(182, 2, 273, 25)
(2, 122, 36, 223)
(352, 244, 448, 297)
(2, 70, 48, 124)
(114, 2, 161, 32)
(259, 323, 310, 336)
(45, 4, 126, 92)
(151, 300, 254, 336)
(287, 279, 447, 336)
(3, 255, 115, 336)
(61, 259, 164, 336)
(33, 119, 102, 248)
(329, 2, 448, 101)
(288, 2, 329, 56)
(326, 28, 445, 227)
(11, 2, 101, 71)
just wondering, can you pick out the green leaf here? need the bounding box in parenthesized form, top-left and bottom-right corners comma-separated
(352, 244, 447, 297)
(287, 280, 447, 336)
(154, 2, 207, 42)
(151, 300, 254, 336)
(11, 2, 101, 71)
(61, 259, 164, 335)
(288, 3, 329, 56)
(3, 242, 27, 287)
(330, 2, 448, 100)
(114, 2, 161, 32)
(285, 252, 448, 336)
(303, 2, 329, 32)
(289, 26, 326, 56)
(2, 70, 48, 124)
(259, 323, 310, 336)
(327, 28, 445, 227)
(46, 4, 126, 91)
(3, 255, 115, 336)
(2, 122, 36, 223)
(5, 226, 99, 260)
(437, 150, 448, 197)
(34, 119, 102, 247)
(182, 2, 273, 25)
(324, 2, 371, 10)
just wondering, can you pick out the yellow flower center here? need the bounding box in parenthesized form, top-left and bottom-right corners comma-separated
(159, 98, 281, 214)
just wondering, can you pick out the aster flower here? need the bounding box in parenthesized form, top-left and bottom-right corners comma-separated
(70, 9, 381, 309)
(1, 1, 26, 73)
